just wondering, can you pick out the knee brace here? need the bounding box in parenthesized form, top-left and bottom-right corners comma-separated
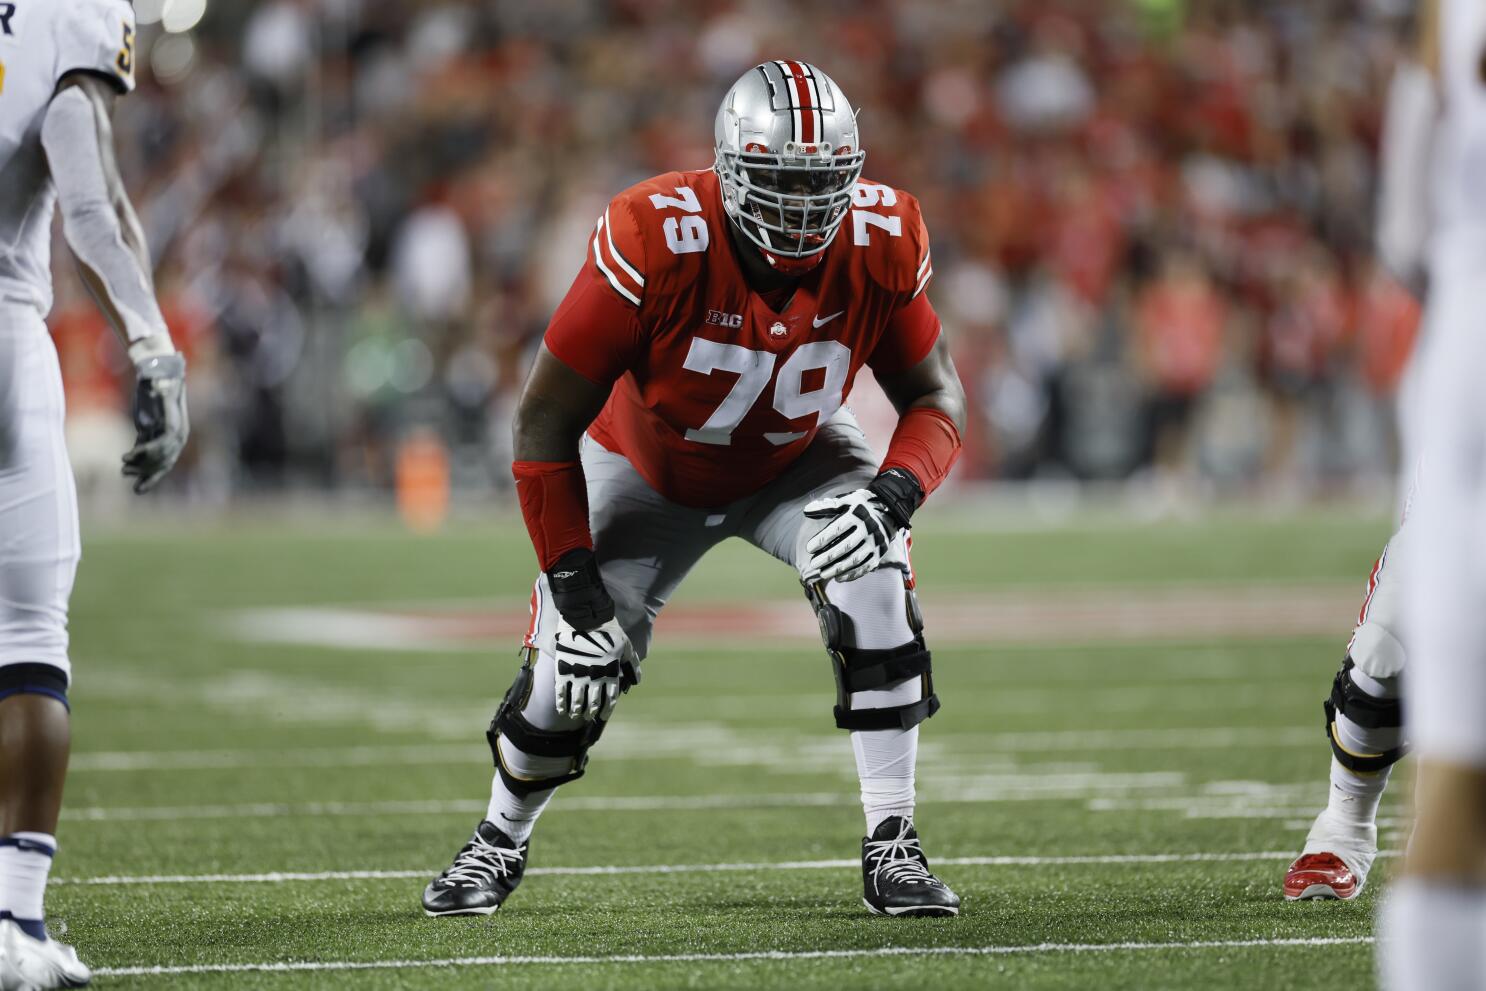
(487, 650, 606, 796)
(0, 664, 68, 710)
(1324, 656, 1406, 773)
(804, 578, 940, 732)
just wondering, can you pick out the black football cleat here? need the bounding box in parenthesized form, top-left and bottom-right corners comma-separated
(422, 820, 529, 917)
(861, 816, 961, 917)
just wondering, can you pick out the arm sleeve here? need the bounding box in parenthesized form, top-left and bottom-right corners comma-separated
(40, 86, 171, 359)
(544, 263, 647, 386)
(1376, 60, 1436, 297)
(512, 460, 592, 570)
(53, 0, 136, 94)
(866, 290, 942, 376)
(881, 406, 962, 496)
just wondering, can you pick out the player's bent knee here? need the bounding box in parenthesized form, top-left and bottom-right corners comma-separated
(1349, 621, 1407, 680)
(1325, 657, 1406, 773)
(803, 577, 939, 732)
(0, 663, 69, 710)
(486, 650, 607, 795)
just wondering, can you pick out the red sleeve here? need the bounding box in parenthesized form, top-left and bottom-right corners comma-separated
(512, 460, 592, 570)
(867, 290, 942, 376)
(544, 264, 647, 386)
(882, 406, 962, 495)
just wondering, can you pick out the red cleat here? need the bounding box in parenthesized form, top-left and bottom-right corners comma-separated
(1284, 852, 1360, 901)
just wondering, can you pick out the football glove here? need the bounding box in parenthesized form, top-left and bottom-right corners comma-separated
(803, 469, 924, 584)
(123, 352, 189, 494)
(545, 548, 640, 722)
(553, 616, 640, 721)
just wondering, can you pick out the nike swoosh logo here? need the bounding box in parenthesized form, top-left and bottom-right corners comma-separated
(813, 310, 845, 328)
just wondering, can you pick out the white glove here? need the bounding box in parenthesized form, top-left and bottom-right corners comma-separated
(553, 617, 640, 722)
(123, 353, 189, 494)
(803, 488, 898, 584)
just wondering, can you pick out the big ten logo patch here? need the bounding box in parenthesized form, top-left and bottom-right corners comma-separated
(705, 309, 743, 329)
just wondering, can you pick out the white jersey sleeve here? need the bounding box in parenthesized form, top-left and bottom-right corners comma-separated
(52, 0, 135, 94)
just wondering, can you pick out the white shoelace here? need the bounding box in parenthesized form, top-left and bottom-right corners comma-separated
(864, 827, 937, 888)
(441, 831, 523, 887)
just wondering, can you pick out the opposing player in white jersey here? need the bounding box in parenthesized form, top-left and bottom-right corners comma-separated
(0, 0, 189, 986)
(1377, 0, 1486, 987)
(1280, 16, 1436, 902)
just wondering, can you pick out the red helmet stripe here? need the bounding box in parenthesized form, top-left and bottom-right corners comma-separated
(782, 59, 815, 143)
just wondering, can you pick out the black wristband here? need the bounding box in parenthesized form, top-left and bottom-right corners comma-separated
(546, 548, 615, 631)
(867, 468, 925, 532)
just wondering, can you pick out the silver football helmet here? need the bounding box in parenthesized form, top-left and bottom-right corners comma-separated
(714, 61, 866, 273)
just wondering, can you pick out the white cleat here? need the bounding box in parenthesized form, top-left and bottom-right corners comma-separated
(1283, 809, 1378, 901)
(0, 919, 91, 989)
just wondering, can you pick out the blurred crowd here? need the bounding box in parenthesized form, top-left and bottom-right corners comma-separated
(51, 0, 1422, 505)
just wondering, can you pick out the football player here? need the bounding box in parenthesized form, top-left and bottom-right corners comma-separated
(0, 0, 189, 985)
(1282, 7, 1435, 905)
(1379, 0, 1486, 985)
(1282, 525, 1410, 901)
(424, 61, 965, 918)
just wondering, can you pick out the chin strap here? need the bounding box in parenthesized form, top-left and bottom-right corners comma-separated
(761, 247, 826, 275)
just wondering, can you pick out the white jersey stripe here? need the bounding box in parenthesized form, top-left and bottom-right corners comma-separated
(912, 266, 933, 300)
(591, 218, 641, 307)
(916, 248, 932, 280)
(603, 209, 645, 288)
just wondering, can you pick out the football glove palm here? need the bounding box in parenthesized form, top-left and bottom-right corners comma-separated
(123, 353, 189, 494)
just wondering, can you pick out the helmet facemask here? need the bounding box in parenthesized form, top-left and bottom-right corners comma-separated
(717, 142, 865, 273)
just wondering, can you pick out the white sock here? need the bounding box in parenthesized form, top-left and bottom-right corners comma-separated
(1327, 669, 1401, 824)
(1328, 758, 1390, 824)
(826, 571, 924, 836)
(485, 734, 564, 844)
(485, 775, 553, 844)
(1379, 879, 1486, 991)
(850, 681, 920, 835)
(0, 833, 55, 924)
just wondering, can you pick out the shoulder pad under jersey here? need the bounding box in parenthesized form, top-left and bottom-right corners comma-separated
(848, 179, 932, 300)
(53, 0, 137, 94)
(587, 170, 720, 309)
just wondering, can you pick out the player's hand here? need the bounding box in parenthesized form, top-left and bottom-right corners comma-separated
(803, 488, 898, 584)
(553, 616, 640, 721)
(123, 353, 189, 494)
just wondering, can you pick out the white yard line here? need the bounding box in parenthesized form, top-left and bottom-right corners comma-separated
(65, 781, 1206, 822)
(53, 850, 1312, 887)
(67, 725, 1317, 773)
(92, 937, 1377, 978)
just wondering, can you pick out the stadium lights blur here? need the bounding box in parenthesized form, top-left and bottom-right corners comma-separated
(133, 0, 167, 25)
(162, 0, 208, 34)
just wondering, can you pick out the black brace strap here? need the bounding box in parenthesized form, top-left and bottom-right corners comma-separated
(1329, 658, 1404, 730)
(803, 577, 941, 733)
(834, 682, 941, 731)
(835, 638, 933, 693)
(486, 651, 606, 796)
(1324, 657, 1407, 773)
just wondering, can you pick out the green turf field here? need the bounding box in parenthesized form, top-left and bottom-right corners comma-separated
(54, 506, 1398, 989)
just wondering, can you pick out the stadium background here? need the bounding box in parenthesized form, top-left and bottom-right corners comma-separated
(51, 1, 1415, 986)
(56, 0, 1418, 513)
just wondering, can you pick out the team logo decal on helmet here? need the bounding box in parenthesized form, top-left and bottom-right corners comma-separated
(714, 61, 866, 275)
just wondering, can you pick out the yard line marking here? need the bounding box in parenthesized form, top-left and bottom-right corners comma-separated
(66, 726, 1318, 774)
(64, 778, 1210, 822)
(92, 937, 1378, 977)
(69, 745, 481, 772)
(53, 850, 1317, 887)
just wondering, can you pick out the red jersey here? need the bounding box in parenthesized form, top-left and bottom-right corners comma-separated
(544, 168, 940, 508)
